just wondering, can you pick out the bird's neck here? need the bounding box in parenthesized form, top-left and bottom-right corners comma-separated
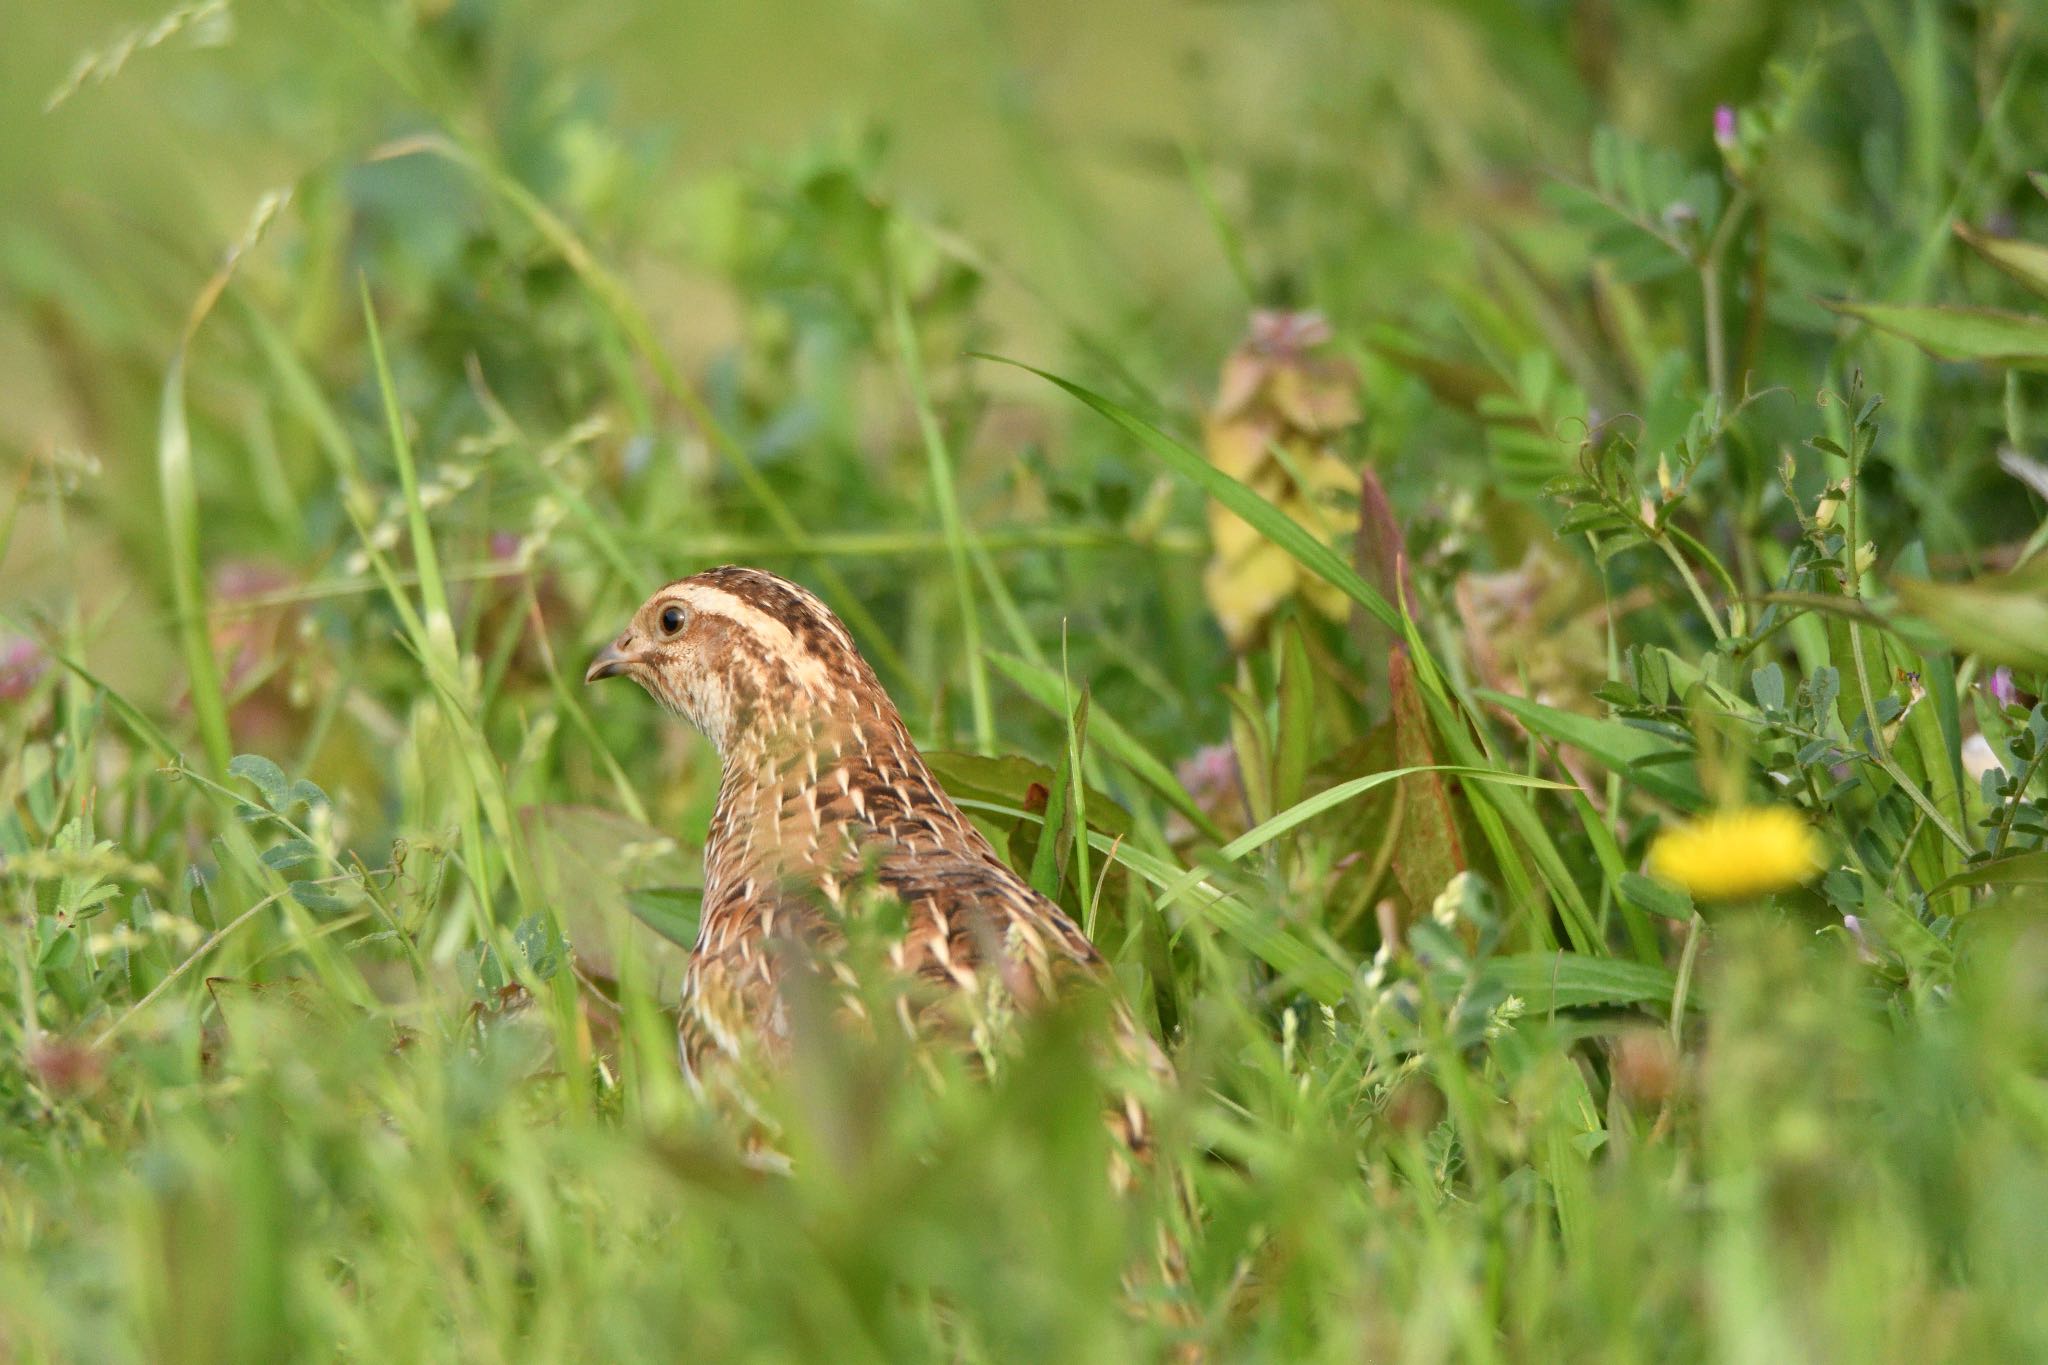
(714, 706, 870, 792)
(706, 707, 955, 884)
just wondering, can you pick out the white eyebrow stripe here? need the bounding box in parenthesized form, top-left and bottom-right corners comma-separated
(680, 584, 833, 696)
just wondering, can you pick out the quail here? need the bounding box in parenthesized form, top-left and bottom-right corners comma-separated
(585, 566, 1170, 1159)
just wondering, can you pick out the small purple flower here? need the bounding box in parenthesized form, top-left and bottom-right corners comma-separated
(1713, 105, 1737, 150)
(1248, 310, 1332, 358)
(1164, 740, 1248, 844)
(1989, 666, 2018, 708)
(0, 635, 47, 701)
(1176, 742, 1241, 803)
(490, 531, 523, 563)
(1841, 914, 1878, 963)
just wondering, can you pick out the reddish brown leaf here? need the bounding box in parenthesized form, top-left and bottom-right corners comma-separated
(1388, 647, 1467, 914)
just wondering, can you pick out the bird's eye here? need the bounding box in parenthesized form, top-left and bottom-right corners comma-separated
(659, 604, 688, 635)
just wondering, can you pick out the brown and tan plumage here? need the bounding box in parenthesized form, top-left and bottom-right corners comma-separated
(585, 566, 1167, 1159)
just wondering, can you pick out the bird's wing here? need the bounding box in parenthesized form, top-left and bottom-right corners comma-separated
(872, 844, 1100, 996)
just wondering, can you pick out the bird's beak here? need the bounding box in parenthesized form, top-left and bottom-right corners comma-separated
(584, 637, 643, 684)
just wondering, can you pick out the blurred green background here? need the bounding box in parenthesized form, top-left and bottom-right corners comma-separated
(5, 0, 2039, 732)
(6, 1, 2048, 1360)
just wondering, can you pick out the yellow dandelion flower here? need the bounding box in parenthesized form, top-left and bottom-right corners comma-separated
(1646, 806, 1824, 902)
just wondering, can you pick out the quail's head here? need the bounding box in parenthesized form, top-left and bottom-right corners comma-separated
(585, 566, 881, 755)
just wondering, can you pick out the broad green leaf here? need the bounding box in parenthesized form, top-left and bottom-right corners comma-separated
(923, 751, 1132, 837)
(1477, 690, 1707, 812)
(1829, 299, 2048, 367)
(228, 754, 290, 809)
(626, 887, 703, 950)
(520, 804, 697, 979)
(289, 879, 359, 914)
(1482, 952, 1686, 1013)
(1956, 222, 2048, 302)
(1752, 663, 1785, 713)
(1928, 852, 2048, 897)
(1619, 870, 1694, 922)
(514, 913, 568, 980)
(260, 839, 321, 874)
(287, 780, 331, 813)
(1892, 568, 2048, 670)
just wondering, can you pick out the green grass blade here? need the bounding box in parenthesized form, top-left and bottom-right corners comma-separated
(159, 344, 232, 774)
(1059, 635, 1094, 935)
(886, 258, 992, 750)
(360, 281, 456, 664)
(988, 650, 1225, 843)
(1151, 765, 1570, 918)
(1027, 690, 1084, 899)
(957, 797, 1353, 1002)
(987, 355, 1402, 632)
